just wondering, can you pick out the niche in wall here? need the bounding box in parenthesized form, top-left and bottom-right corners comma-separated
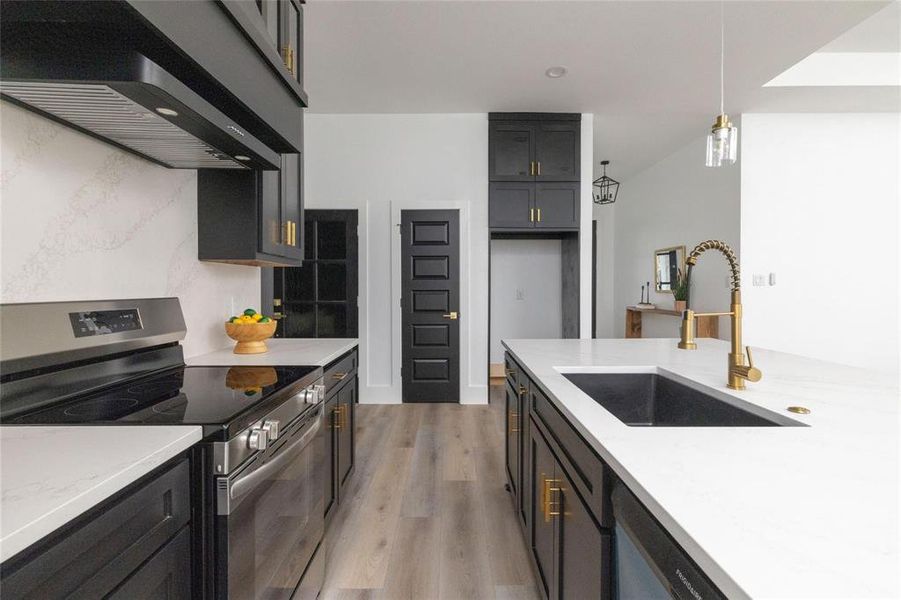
(489, 232, 580, 369)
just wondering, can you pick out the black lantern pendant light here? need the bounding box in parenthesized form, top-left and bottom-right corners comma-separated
(593, 160, 619, 205)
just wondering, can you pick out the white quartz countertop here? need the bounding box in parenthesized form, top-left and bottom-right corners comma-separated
(503, 338, 899, 600)
(187, 338, 358, 368)
(0, 425, 201, 563)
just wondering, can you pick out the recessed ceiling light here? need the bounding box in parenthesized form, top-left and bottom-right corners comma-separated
(545, 66, 567, 79)
(234, 155, 251, 162)
(155, 107, 179, 117)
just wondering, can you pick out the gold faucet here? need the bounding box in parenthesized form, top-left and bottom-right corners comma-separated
(677, 240, 762, 390)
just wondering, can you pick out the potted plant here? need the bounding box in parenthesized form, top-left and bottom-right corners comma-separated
(672, 269, 689, 313)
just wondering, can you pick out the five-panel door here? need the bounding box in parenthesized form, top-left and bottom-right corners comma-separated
(401, 210, 461, 403)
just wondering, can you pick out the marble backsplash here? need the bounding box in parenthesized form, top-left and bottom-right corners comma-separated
(0, 101, 260, 357)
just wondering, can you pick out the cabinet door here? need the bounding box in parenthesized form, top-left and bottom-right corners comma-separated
(555, 467, 611, 600)
(280, 153, 304, 261)
(258, 169, 284, 257)
(489, 182, 535, 229)
(489, 121, 535, 181)
(505, 381, 521, 501)
(535, 121, 580, 182)
(324, 394, 339, 522)
(530, 425, 557, 600)
(336, 376, 356, 496)
(279, 0, 303, 85)
(535, 182, 580, 230)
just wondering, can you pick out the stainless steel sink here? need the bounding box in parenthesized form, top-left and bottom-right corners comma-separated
(562, 373, 806, 427)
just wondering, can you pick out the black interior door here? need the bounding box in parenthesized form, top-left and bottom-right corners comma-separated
(401, 209, 460, 403)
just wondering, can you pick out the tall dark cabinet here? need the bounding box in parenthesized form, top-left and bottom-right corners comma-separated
(273, 210, 359, 338)
(489, 114, 580, 231)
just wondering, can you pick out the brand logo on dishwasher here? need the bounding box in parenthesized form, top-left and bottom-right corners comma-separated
(676, 569, 702, 600)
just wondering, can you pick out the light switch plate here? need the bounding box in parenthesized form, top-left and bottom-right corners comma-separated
(752, 274, 767, 286)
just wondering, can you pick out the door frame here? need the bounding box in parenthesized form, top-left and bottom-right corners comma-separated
(391, 200, 479, 404)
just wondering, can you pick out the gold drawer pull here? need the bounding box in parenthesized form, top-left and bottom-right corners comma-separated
(504, 367, 514, 376)
(332, 371, 348, 381)
(508, 411, 519, 433)
(542, 476, 561, 522)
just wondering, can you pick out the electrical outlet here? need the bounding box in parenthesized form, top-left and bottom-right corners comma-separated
(752, 274, 767, 287)
(769, 272, 776, 286)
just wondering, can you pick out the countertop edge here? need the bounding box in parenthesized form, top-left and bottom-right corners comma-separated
(0, 426, 202, 564)
(187, 338, 359, 367)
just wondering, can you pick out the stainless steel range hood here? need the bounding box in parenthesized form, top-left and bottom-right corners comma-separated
(0, 41, 280, 170)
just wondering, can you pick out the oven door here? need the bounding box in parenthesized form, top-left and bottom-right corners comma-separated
(216, 405, 324, 599)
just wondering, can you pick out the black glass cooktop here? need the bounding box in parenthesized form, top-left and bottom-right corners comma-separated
(7, 365, 319, 439)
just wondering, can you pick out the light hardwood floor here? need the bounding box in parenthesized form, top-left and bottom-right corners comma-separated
(320, 385, 540, 600)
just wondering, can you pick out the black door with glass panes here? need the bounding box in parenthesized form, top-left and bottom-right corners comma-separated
(274, 210, 358, 338)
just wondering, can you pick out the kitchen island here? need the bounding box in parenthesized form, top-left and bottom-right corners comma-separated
(503, 337, 898, 599)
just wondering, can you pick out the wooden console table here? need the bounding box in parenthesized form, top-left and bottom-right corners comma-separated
(625, 306, 719, 339)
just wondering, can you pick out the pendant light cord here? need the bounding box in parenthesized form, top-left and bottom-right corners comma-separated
(719, 0, 725, 116)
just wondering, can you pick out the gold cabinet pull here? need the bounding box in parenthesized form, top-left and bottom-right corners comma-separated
(504, 367, 514, 376)
(518, 384, 527, 397)
(529, 208, 535, 222)
(508, 411, 519, 433)
(291, 220, 297, 246)
(529, 161, 535, 176)
(537, 208, 541, 222)
(332, 371, 348, 381)
(332, 405, 341, 430)
(542, 476, 561, 522)
(536, 161, 541, 176)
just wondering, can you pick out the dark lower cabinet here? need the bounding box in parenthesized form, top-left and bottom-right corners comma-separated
(323, 349, 358, 526)
(0, 458, 192, 599)
(506, 351, 612, 600)
(107, 527, 192, 600)
(529, 422, 611, 600)
(535, 183, 580, 230)
(505, 379, 522, 508)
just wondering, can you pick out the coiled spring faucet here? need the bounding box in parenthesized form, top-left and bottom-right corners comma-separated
(677, 240, 762, 390)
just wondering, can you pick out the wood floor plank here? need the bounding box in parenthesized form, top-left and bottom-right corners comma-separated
(437, 480, 495, 600)
(322, 395, 538, 600)
(377, 517, 440, 600)
(400, 426, 439, 518)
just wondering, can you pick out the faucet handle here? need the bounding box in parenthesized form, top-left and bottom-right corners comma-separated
(741, 346, 763, 382)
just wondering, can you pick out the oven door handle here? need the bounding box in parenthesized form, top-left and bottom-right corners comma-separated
(219, 411, 321, 515)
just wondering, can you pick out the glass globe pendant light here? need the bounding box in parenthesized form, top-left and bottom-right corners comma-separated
(705, 2, 737, 167)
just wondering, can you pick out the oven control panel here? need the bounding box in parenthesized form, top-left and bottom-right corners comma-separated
(69, 309, 143, 338)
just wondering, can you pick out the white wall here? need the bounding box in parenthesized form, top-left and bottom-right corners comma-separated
(306, 113, 594, 403)
(304, 114, 489, 403)
(741, 113, 899, 373)
(593, 201, 616, 338)
(611, 128, 742, 339)
(0, 102, 260, 358)
(490, 239, 563, 363)
(579, 115, 594, 337)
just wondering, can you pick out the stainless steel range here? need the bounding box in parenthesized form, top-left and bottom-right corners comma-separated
(0, 298, 326, 599)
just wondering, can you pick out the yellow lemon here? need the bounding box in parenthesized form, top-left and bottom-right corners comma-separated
(252, 313, 263, 321)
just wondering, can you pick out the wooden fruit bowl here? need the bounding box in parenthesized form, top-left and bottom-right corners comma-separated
(224, 321, 277, 354)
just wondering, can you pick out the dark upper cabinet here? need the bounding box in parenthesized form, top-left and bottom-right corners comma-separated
(281, 0, 304, 88)
(535, 121, 580, 181)
(198, 151, 304, 267)
(489, 181, 579, 230)
(489, 183, 534, 228)
(489, 114, 580, 183)
(489, 114, 580, 231)
(534, 183, 580, 229)
(489, 121, 536, 181)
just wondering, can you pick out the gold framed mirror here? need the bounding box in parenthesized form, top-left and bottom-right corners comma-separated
(654, 246, 686, 293)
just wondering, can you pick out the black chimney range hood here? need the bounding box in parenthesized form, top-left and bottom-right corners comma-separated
(0, 34, 280, 171)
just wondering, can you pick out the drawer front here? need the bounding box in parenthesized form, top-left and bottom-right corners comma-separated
(324, 349, 358, 394)
(108, 526, 192, 600)
(2, 459, 191, 599)
(531, 386, 611, 527)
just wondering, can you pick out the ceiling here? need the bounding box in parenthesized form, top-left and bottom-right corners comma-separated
(304, 1, 897, 179)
